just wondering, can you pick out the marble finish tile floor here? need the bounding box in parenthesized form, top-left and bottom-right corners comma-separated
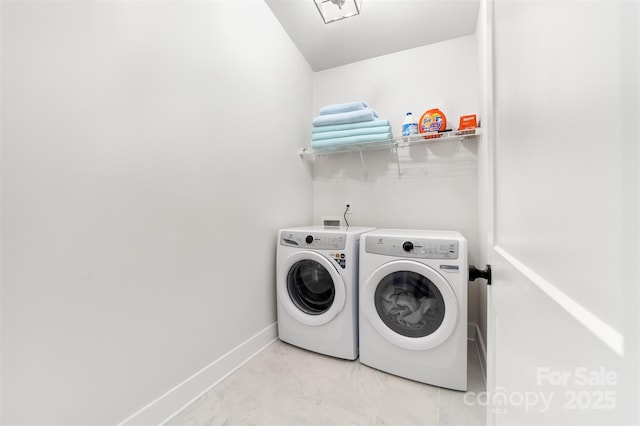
(167, 339, 486, 426)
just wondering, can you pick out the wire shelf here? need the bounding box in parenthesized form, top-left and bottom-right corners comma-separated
(299, 128, 482, 159)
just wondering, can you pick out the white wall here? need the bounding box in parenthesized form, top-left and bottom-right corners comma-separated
(311, 35, 481, 329)
(0, 1, 313, 424)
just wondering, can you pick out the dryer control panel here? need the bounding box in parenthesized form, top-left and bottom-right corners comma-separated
(280, 231, 346, 250)
(365, 236, 459, 259)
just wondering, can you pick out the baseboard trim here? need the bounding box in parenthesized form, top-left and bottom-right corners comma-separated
(467, 323, 487, 385)
(118, 323, 278, 426)
(474, 323, 487, 385)
(467, 324, 476, 341)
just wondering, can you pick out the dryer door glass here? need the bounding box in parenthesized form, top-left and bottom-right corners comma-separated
(287, 259, 336, 315)
(374, 271, 445, 338)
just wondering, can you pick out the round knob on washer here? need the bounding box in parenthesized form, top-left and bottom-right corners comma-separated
(402, 241, 414, 252)
(305, 235, 314, 244)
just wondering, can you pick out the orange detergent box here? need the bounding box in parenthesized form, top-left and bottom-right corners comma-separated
(419, 108, 447, 139)
(458, 114, 478, 130)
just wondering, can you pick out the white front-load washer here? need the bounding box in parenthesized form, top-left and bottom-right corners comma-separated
(277, 226, 375, 360)
(359, 229, 468, 390)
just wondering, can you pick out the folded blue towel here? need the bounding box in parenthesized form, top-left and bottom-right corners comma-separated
(312, 126, 392, 141)
(312, 108, 379, 127)
(319, 101, 369, 116)
(312, 119, 391, 133)
(310, 132, 393, 149)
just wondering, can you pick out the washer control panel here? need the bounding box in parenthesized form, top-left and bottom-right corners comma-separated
(365, 236, 459, 259)
(281, 231, 346, 250)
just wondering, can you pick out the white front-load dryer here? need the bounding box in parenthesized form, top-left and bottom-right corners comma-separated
(277, 226, 375, 360)
(359, 229, 468, 390)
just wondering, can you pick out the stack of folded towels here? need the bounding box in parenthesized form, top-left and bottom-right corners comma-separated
(311, 101, 392, 150)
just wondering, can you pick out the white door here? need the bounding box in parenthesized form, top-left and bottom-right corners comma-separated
(481, 1, 639, 425)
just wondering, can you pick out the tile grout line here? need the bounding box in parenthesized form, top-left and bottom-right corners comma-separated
(436, 388, 441, 426)
(374, 372, 391, 425)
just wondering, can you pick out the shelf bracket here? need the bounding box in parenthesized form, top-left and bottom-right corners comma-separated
(358, 150, 369, 178)
(394, 144, 401, 177)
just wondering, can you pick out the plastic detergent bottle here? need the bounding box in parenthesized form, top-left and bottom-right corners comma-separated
(402, 112, 418, 140)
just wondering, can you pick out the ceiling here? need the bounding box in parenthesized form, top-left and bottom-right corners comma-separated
(265, 0, 481, 71)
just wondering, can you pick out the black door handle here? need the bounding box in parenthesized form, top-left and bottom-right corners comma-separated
(469, 264, 492, 285)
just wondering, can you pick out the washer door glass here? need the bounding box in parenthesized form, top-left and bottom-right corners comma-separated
(361, 260, 458, 351)
(374, 271, 445, 338)
(287, 259, 335, 315)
